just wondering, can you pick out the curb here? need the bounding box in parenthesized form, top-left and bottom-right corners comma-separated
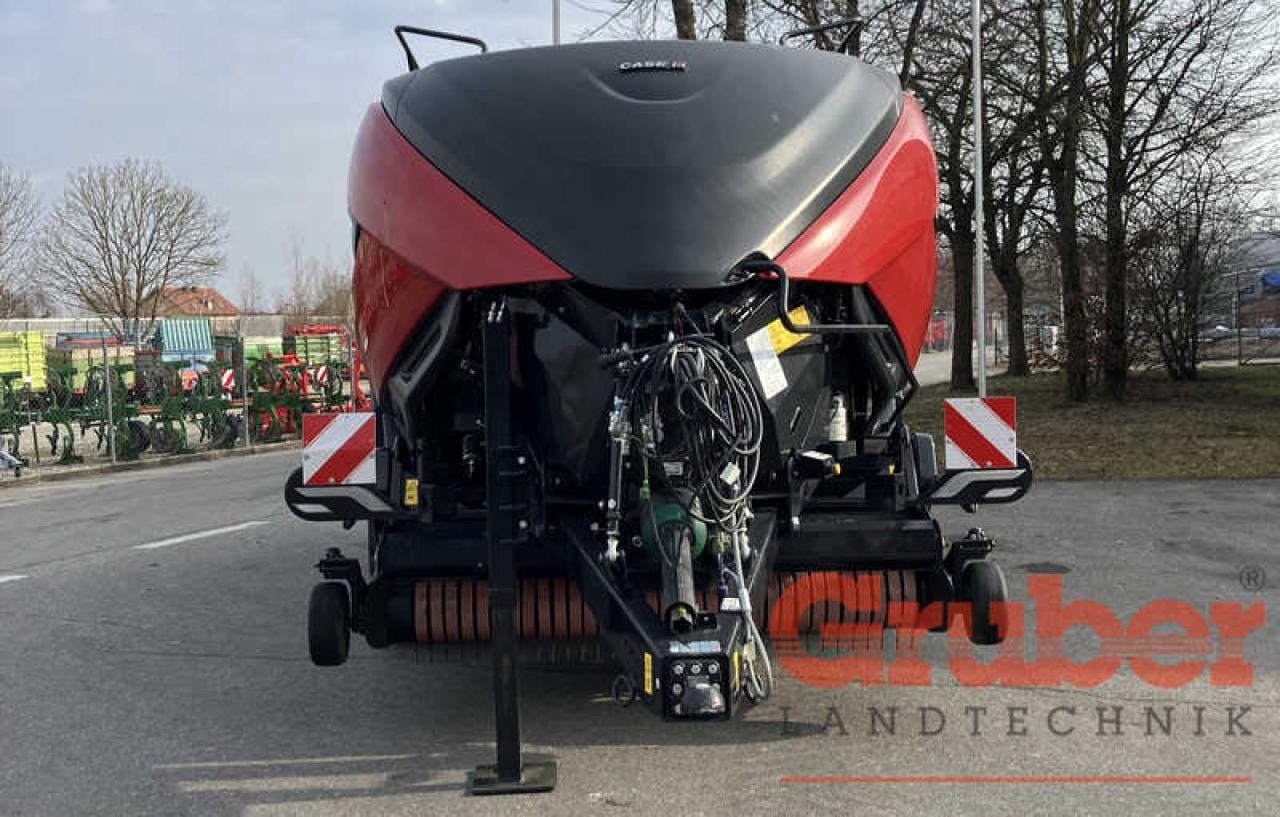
(0, 440, 300, 489)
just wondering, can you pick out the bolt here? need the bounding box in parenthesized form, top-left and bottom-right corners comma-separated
(518, 519, 528, 530)
(517, 456, 526, 465)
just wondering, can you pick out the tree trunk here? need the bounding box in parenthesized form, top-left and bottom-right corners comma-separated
(1055, 163, 1089, 402)
(673, 0, 697, 39)
(1055, 0, 1092, 403)
(950, 228, 977, 390)
(1002, 270, 1029, 376)
(1101, 0, 1131, 401)
(725, 0, 747, 41)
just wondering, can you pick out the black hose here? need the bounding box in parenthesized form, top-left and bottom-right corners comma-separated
(622, 334, 763, 528)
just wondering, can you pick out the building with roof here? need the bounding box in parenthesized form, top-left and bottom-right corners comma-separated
(153, 286, 239, 319)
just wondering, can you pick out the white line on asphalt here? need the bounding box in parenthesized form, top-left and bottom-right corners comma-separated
(176, 773, 387, 793)
(132, 521, 271, 551)
(0, 575, 29, 584)
(157, 754, 417, 770)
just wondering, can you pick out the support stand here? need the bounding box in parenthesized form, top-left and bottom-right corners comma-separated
(468, 297, 557, 795)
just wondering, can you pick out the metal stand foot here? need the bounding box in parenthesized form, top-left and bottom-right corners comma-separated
(468, 756, 558, 795)
(469, 297, 556, 795)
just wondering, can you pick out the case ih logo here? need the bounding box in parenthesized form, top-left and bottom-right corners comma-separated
(618, 60, 687, 73)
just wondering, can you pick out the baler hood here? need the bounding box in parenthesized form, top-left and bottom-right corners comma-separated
(381, 40, 902, 290)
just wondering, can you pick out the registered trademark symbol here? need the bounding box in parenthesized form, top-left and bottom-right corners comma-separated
(1238, 565, 1266, 592)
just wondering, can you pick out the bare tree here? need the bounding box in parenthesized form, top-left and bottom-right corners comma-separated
(977, 1, 1055, 377)
(237, 265, 268, 314)
(276, 241, 350, 324)
(1033, 0, 1097, 402)
(1091, 0, 1280, 399)
(1129, 157, 1253, 379)
(0, 164, 41, 318)
(905, 0, 980, 388)
(39, 159, 225, 341)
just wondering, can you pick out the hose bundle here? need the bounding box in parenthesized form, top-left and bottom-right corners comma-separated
(619, 333, 774, 700)
(620, 334, 763, 527)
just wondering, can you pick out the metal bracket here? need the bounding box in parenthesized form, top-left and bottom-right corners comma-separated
(922, 449, 1034, 508)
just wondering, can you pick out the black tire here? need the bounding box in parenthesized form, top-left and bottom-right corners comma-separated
(151, 424, 181, 455)
(367, 520, 382, 575)
(308, 582, 350, 666)
(127, 419, 152, 454)
(961, 560, 1008, 646)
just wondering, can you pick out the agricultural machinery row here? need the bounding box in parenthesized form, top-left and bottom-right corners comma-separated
(0, 326, 368, 469)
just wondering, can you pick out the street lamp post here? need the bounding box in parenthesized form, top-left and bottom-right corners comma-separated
(972, 0, 988, 396)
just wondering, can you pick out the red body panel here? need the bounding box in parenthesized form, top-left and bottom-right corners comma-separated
(352, 231, 447, 395)
(777, 95, 939, 364)
(349, 105, 571, 391)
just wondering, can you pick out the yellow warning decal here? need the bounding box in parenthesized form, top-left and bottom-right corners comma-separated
(403, 478, 420, 508)
(732, 649, 741, 693)
(766, 307, 814, 355)
(643, 652, 653, 695)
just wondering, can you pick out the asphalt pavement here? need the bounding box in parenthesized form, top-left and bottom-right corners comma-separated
(0, 451, 1276, 816)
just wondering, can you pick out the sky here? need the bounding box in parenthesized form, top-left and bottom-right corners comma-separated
(0, 0, 615, 303)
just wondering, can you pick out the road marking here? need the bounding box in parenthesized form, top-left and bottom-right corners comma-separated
(133, 521, 271, 551)
(177, 773, 388, 793)
(0, 574, 29, 584)
(780, 775, 1252, 785)
(157, 754, 417, 770)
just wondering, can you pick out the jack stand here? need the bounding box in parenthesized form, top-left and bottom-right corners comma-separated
(468, 297, 557, 795)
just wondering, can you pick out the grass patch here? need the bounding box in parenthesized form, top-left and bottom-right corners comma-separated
(903, 365, 1280, 480)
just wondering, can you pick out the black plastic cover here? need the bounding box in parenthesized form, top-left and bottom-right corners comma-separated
(382, 40, 901, 290)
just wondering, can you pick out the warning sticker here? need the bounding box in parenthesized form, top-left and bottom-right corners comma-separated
(746, 326, 787, 399)
(643, 652, 653, 695)
(766, 306, 813, 355)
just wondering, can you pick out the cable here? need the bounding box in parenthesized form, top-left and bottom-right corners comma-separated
(731, 517, 773, 701)
(622, 335, 763, 528)
(618, 331, 773, 702)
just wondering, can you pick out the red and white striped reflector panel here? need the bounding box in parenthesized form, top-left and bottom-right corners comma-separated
(302, 412, 377, 486)
(312, 365, 329, 386)
(944, 397, 1016, 469)
(220, 369, 235, 392)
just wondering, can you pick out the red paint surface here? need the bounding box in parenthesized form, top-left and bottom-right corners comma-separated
(777, 95, 939, 364)
(348, 104, 570, 292)
(351, 230, 446, 394)
(348, 104, 571, 390)
(982, 396, 1017, 429)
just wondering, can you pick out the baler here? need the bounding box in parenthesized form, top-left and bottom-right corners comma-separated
(285, 22, 1032, 794)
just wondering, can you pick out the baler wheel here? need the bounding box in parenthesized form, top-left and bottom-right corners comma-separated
(308, 582, 351, 666)
(960, 560, 1008, 646)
